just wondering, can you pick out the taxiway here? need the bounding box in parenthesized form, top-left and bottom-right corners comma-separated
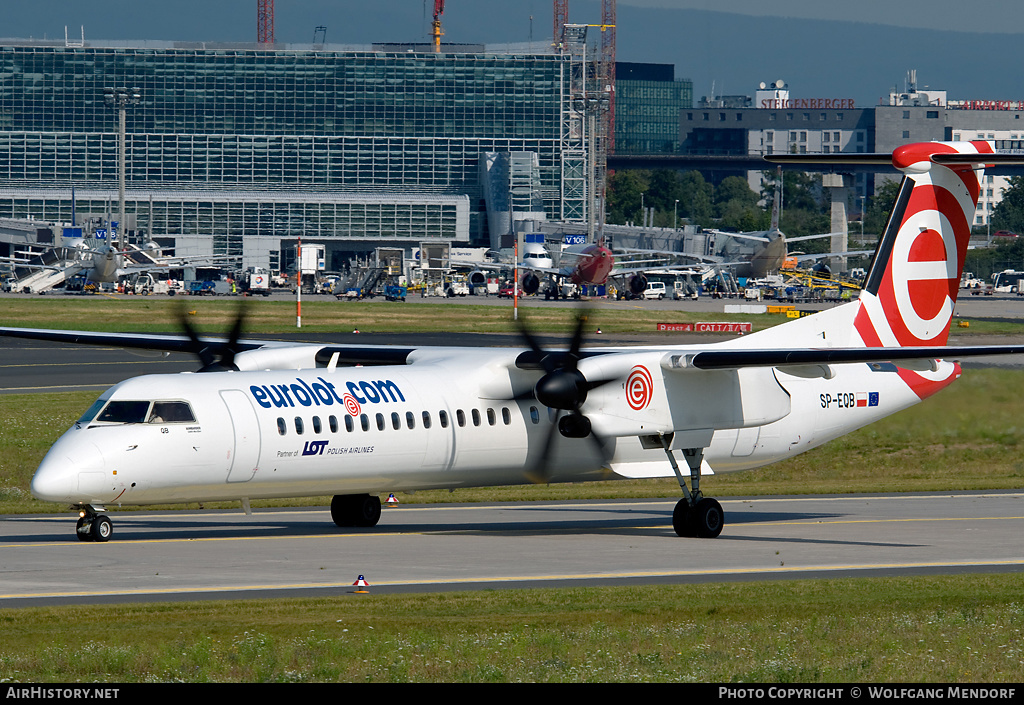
(2, 492, 1023, 607)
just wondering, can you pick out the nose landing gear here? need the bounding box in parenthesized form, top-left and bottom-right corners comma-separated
(75, 505, 113, 542)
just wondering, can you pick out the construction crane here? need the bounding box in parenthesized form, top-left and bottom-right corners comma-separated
(553, 0, 568, 47)
(257, 0, 275, 44)
(432, 1, 445, 53)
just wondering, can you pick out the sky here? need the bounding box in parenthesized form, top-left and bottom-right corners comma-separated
(7, 0, 1024, 40)
(5, 1, 1024, 105)
(621, 0, 1024, 34)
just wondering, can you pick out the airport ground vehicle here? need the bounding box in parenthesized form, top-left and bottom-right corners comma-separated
(643, 282, 666, 299)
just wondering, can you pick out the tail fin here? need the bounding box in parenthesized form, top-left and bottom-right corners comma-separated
(853, 140, 993, 349)
(769, 166, 782, 233)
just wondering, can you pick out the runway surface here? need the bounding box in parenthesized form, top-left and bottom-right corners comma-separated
(2, 492, 1024, 607)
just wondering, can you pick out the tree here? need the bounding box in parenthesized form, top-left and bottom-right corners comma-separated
(605, 170, 649, 225)
(990, 176, 1024, 234)
(863, 179, 901, 236)
(679, 171, 714, 228)
(759, 169, 829, 239)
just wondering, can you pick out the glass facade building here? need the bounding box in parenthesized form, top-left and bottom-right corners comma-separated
(614, 62, 692, 154)
(0, 40, 579, 265)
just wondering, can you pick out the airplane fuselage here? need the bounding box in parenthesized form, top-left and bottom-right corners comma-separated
(31, 344, 945, 508)
(570, 244, 615, 286)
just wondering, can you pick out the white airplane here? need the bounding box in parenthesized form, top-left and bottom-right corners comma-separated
(626, 171, 852, 281)
(8, 140, 1024, 543)
(4, 240, 238, 290)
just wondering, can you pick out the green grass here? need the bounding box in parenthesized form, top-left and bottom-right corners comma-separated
(0, 297, 777, 336)
(2, 296, 1023, 336)
(2, 576, 1024, 682)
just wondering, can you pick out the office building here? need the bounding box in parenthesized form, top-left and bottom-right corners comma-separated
(0, 39, 585, 268)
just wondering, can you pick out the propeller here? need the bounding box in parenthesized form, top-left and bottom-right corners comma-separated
(177, 303, 248, 372)
(514, 310, 618, 483)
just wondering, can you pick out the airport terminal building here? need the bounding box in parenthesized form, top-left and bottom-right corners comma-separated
(0, 39, 591, 270)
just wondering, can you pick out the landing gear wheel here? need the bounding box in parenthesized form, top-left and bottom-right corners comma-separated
(331, 494, 382, 528)
(354, 495, 381, 527)
(692, 498, 724, 538)
(672, 499, 695, 537)
(90, 515, 113, 542)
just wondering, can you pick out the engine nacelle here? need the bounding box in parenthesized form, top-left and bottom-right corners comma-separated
(469, 270, 487, 287)
(521, 272, 540, 295)
(628, 274, 648, 296)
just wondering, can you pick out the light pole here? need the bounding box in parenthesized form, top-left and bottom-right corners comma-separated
(674, 199, 679, 230)
(859, 195, 866, 239)
(104, 87, 141, 245)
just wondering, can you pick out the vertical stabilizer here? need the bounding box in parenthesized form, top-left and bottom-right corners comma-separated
(850, 140, 993, 399)
(854, 140, 992, 349)
(769, 166, 782, 234)
(744, 141, 993, 382)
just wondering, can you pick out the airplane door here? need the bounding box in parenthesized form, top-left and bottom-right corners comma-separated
(731, 426, 760, 457)
(421, 407, 455, 473)
(220, 390, 261, 483)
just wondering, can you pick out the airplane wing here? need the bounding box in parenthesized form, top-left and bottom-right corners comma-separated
(674, 345, 1024, 372)
(705, 230, 770, 244)
(792, 250, 874, 262)
(784, 232, 845, 243)
(449, 259, 563, 277)
(3, 326, 1022, 373)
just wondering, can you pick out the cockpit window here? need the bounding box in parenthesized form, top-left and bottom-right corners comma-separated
(148, 401, 196, 424)
(77, 397, 109, 425)
(90, 400, 197, 425)
(96, 400, 151, 424)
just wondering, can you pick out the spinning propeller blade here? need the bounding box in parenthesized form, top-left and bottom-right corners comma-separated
(516, 310, 617, 483)
(177, 303, 248, 372)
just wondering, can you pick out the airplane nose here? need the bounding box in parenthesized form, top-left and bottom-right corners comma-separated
(31, 437, 106, 503)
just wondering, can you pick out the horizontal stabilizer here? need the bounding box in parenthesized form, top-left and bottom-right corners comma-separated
(674, 345, 1024, 371)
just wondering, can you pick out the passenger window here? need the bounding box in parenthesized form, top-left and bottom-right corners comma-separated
(376, 413, 385, 431)
(486, 408, 496, 426)
(277, 418, 287, 436)
(472, 409, 481, 427)
(406, 411, 415, 430)
(329, 415, 338, 433)
(456, 409, 466, 427)
(439, 410, 448, 428)
(391, 412, 400, 430)
(345, 415, 354, 432)
(422, 410, 432, 429)
(360, 414, 369, 432)
(294, 417, 304, 435)
(312, 416, 322, 434)
(502, 407, 511, 425)
(530, 406, 540, 424)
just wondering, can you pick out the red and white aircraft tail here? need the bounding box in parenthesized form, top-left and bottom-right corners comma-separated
(748, 140, 999, 399)
(853, 140, 993, 349)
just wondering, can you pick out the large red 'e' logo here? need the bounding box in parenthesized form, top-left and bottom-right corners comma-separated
(626, 365, 653, 411)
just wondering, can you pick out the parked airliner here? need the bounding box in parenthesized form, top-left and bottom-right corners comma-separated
(6, 140, 1024, 542)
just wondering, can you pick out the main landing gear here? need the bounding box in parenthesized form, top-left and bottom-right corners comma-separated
(75, 505, 113, 542)
(331, 493, 382, 528)
(660, 440, 724, 538)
